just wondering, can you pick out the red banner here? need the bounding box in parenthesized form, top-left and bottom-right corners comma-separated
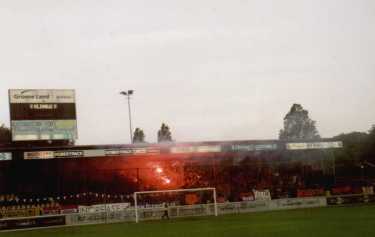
(297, 189, 324, 197)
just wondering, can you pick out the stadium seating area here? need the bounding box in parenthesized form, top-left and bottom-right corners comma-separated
(1, 160, 374, 220)
(182, 164, 329, 201)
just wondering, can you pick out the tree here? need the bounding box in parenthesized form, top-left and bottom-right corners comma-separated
(157, 123, 173, 143)
(361, 125, 375, 162)
(0, 124, 11, 145)
(332, 131, 368, 163)
(332, 127, 375, 180)
(279, 104, 320, 140)
(133, 128, 146, 143)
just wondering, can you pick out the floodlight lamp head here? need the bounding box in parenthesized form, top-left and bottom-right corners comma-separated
(120, 91, 127, 96)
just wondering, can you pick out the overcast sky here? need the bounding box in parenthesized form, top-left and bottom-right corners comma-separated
(0, 0, 374, 145)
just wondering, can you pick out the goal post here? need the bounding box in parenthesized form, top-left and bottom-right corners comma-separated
(133, 187, 218, 223)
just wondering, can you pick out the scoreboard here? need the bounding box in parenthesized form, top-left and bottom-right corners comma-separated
(9, 89, 78, 142)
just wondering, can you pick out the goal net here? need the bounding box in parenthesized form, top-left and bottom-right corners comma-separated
(133, 187, 218, 223)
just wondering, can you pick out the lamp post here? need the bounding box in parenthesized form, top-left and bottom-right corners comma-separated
(120, 90, 134, 143)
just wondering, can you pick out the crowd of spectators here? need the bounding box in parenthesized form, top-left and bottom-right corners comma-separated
(181, 162, 374, 201)
(181, 163, 307, 201)
(1, 162, 374, 220)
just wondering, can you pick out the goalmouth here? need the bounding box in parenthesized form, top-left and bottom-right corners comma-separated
(133, 187, 218, 223)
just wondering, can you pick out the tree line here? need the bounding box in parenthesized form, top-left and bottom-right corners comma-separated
(279, 103, 375, 165)
(132, 123, 173, 144)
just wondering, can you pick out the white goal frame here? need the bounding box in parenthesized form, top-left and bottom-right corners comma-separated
(133, 187, 218, 223)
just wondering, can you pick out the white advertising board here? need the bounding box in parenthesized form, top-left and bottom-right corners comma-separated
(286, 141, 343, 150)
(9, 89, 75, 103)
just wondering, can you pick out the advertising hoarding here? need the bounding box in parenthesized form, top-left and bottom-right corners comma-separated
(105, 147, 160, 156)
(9, 89, 75, 103)
(0, 215, 65, 231)
(24, 151, 54, 160)
(286, 141, 343, 150)
(78, 203, 130, 214)
(24, 149, 105, 160)
(54, 150, 84, 158)
(228, 143, 278, 152)
(170, 145, 221, 154)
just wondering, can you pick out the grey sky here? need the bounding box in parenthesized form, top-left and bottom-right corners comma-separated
(1, 0, 374, 145)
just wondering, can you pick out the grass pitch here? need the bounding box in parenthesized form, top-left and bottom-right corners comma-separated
(2, 205, 375, 237)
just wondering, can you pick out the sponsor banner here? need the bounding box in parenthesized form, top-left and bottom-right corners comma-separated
(24, 151, 54, 160)
(54, 150, 84, 158)
(362, 186, 374, 195)
(60, 209, 78, 214)
(78, 203, 130, 214)
(327, 194, 375, 205)
(60, 205, 78, 214)
(240, 192, 255, 201)
(9, 103, 76, 120)
(170, 145, 221, 154)
(297, 189, 325, 198)
(0, 208, 40, 219)
(24, 149, 106, 159)
(170, 146, 195, 154)
(217, 201, 269, 215)
(138, 203, 165, 209)
(286, 141, 343, 150)
(253, 189, 271, 201)
(9, 89, 75, 104)
(273, 197, 327, 210)
(217, 202, 238, 213)
(228, 143, 278, 152)
(237, 200, 269, 213)
(331, 186, 352, 195)
(42, 207, 61, 215)
(106, 203, 131, 212)
(12, 120, 77, 141)
(66, 210, 135, 225)
(78, 205, 106, 214)
(84, 149, 106, 157)
(105, 150, 121, 156)
(196, 146, 221, 153)
(105, 148, 160, 156)
(327, 196, 348, 205)
(147, 148, 161, 155)
(168, 205, 209, 218)
(68, 212, 107, 225)
(0, 215, 65, 231)
(0, 153, 12, 161)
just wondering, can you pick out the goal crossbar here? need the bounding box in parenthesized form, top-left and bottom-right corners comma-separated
(133, 187, 218, 223)
(135, 187, 216, 195)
